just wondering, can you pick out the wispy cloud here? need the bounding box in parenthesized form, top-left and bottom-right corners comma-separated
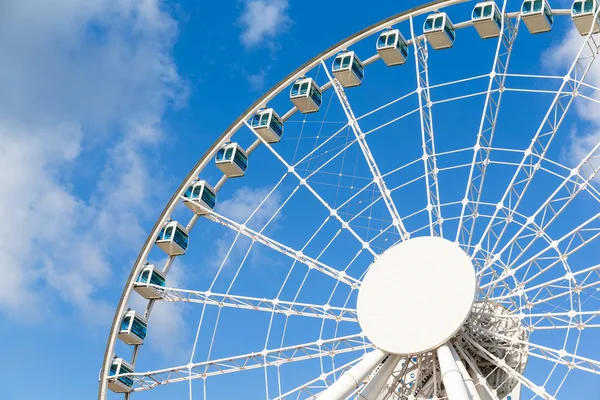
(238, 0, 292, 50)
(542, 27, 600, 181)
(0, 0, 187, 323)
(245, 68, 269, 92)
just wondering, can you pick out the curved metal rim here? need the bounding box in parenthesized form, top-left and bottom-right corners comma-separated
(98, 1, 479, 398)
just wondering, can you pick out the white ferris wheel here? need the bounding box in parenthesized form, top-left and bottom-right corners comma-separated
(99, 0, 600, 399)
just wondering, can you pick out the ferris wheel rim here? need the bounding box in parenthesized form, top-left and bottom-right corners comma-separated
(98, 0, 600, 398)
(97, 1, 473, 397)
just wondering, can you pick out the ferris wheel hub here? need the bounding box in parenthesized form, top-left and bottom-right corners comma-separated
(357, 236, 476, 354)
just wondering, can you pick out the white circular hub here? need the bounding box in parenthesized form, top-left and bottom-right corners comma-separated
(357, 237, 476, 354)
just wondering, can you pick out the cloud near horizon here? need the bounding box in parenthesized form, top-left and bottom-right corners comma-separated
(0, 0, 187, 323)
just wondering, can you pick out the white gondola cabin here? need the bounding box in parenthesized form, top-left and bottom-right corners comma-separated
(250, 108, 284, 143)
(290, 77, 322, 114)
(108, 358, 134, 393)
(183, 180, 216, 215)
(134, 264, 166, 299)
(332, 51, 364, 88)
(521, 0, 554, 34)
(118, 310, 148, 345)
(215, 142, 248, 178)
(423, 13, 456, 50)
(472, 1, 503, 39)
(376, 29, 409, 66)
(156, 221, 188, 256)
(571, 0, 600, 35)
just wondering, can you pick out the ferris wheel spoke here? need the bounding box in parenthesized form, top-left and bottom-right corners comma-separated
(409, 17, 443, 238)
(203, 207, 361, 287)
(246, 122, 378, 258)
(473, 20, 600, 261)
(317, 348, 388, 400)
(490, 263, 600, 304)
(490, 309, 600, 331)
(454, 345, 501, 400)
(477, 133, 600, 280)
(125, 334, 372, 392)
(461, 333, 554, 400)
(321, 59, 410, 241)
(134, 284, 358, 322)
(479, 210, 600, 293)
(482, 328, 600, 376)
(456, 11, 519, 247)
(273, 357, 363, 400)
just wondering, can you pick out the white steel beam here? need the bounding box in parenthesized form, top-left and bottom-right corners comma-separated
(437, 343, 471, 400)
(450, 344, 481, 400)
(358, 354, 402, 400)
(120, 334, 372, 391)
(245, 121, 379, 258)
(318, 348, 388, 400)
(462, 334, 554, 400)
(456, 7, 520, 246)
(201, 206, 361, 287)
(133, 283, 358, 322)
(409, 16, 444, 237)
(321, 60, 410, 241)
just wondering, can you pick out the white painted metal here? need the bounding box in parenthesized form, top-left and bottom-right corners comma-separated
(99, 3, 476, 397)
(244, 120, 379, 258)
(203, 206, 362, 286)
(318, 348, 388, 400)
(472, 6, 600, 262)
(410, 16, 444, 237)
(437, 343, 471, 400)
(127, 335, 372, 392)
(132, 283, 358, 321)
(100, 2, 600, 399)
(322, 59, 410, 240)
(357, 354, 402, 400)
(455, 6, 519, 246)
(449, 344, 481, 400)
(357, 237, 475, 354)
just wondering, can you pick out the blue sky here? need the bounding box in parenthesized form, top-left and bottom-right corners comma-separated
(1, 0, 600, 399)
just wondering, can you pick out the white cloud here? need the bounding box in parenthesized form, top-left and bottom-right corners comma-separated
(245, 68, 269, 92)
(0, 0, 186, 322)
(238, 0, 292, 49)
(542, 27, 600, 180)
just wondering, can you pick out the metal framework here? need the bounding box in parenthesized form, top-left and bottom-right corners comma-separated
(99, 1, 600, 400)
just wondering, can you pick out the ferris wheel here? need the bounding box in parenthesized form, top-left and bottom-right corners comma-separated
(99, 0, 600, 399)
